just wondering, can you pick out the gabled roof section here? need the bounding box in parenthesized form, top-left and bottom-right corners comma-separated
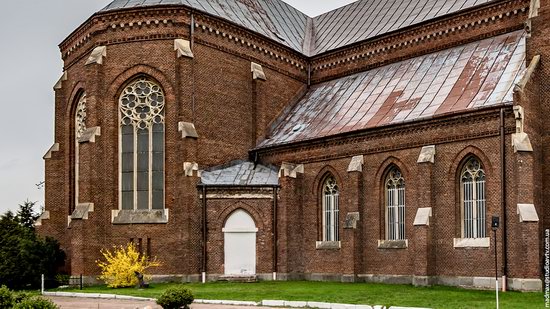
(100, 0, 498, 56)
(201, 161, 279, 186)
(101, 0, 310, 54)
(259, 31, 526, 148)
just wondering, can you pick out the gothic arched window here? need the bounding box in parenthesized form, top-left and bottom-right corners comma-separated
(385, 166, 405, 240)
(119, 77, 165, 210)
(461, 157, 486, 238)
(322, 175, 339, 242)
(75, 92, 86, 206)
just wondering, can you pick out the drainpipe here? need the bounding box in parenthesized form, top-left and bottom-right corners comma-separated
(272, 186, 278, 280)
(191, 13, 197, 123)
(201, 185, 207, 283)
(500, 108, 508, 290)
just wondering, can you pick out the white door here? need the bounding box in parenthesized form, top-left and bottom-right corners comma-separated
(223, 210, 257, 275)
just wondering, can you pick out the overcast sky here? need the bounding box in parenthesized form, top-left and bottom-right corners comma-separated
(0, 0, 356, 215)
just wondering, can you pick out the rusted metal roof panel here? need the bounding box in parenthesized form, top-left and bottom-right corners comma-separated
(312, 0, 494, 54)
(259, 31, 526, 148)
(100, 0, 498, 56)
(101, 0, 309, 53)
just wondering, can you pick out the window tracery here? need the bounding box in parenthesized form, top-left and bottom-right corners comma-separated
(120, 78, 165, 210)
(322, 175, 339, 242)
(461, 157, 486, 238)
(386, 166, 405, 240)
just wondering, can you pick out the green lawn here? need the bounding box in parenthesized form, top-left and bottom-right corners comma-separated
(55, 281, 542, 309)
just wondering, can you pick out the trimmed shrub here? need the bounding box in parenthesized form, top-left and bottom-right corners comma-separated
(13, 297, 59, 309)
(0, 285, 14, 309)
(156, 286, 194, 309)
(12, 291, 32, 304)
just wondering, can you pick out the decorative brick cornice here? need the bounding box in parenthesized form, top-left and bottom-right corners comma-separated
(60, 0, 528, 84)
(60, 7, 308, 74)
(254, 106, 516, 163)
(310, 0, 529, 83)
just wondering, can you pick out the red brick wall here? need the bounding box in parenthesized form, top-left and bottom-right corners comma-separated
(38, 1, 543, 287)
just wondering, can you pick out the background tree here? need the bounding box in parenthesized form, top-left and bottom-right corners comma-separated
(16, 200, 38, 230)
(0, 201, 65, 289)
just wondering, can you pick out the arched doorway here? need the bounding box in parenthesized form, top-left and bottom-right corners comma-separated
(223, 209, 257, 275)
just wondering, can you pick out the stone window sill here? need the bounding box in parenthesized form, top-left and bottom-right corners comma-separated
(112, 209, 169, 225)
(378, 239, 408, 249)
(453, 237, 490, 248)
(316, 241, 341, 250)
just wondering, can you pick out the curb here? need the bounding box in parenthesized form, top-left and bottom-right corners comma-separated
(43, 291, 155, 302)
(261, 300, 430, 309)
(43, 292, 430, 309)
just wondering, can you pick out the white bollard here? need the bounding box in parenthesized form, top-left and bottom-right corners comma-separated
(41, 274, 44, 295)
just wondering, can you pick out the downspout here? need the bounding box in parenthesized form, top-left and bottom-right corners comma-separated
(201, 185, 207, 283)
(500, 107, 508, 290)
(190, 12, 196, 122)
(272, 186, 278, 280)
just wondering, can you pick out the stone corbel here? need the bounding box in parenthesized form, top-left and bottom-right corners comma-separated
(70, 203, 94, 220)
(279, 162, 304, 178)
(514, 55, 540, 93)
(251, 62, 266, 81)
(174, 39, 194, 58)
(53, 72, 67, 90)
(517, 204, 539, 222)
(43, 143, 59, 160)
(85, 46, 107, 65)
(529, 0, 540, 19)
(343, 212, 360, 229)
(184, 162, 199, 177)
(34, 211, 50, 227)
(417, 145, 436, 164)
(512, 106, 533, 152)
(347, 155, 364, 172)
(78, 127, 101, 143)
(178, 122, 199, 138)
(413, 207, 432, 226)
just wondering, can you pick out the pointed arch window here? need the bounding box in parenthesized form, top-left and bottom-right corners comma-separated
(461, 157, 486, 238)
(385, 166, 405, 240)
(75, 92, 86, 206)
(119, 77, 165, 210)
(322, 175, 339, 242)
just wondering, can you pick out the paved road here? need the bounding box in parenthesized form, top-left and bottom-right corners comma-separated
(47, 296, 277, 309)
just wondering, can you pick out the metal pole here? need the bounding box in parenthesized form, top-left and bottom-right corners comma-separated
(272, 186, 278, 281)
(202, 185, 207, 283)
(80, 274, 83, 290)
(494, 229, 499, 309)
(499, 108, 508, 290)
(41, 274, 44, 295)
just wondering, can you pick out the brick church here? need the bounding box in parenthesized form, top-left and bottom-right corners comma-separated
(37, 0, 548, 291)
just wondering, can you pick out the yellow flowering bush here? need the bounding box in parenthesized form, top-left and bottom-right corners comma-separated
(96, 242, 161, 288)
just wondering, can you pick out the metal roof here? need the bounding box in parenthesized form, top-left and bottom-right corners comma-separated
(258, 31, 526, 148)
(100, 0, 496, 56)
(201, 161, 279, 186)
(312, 0, 493, 54)
(101, 0, 309, 54)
